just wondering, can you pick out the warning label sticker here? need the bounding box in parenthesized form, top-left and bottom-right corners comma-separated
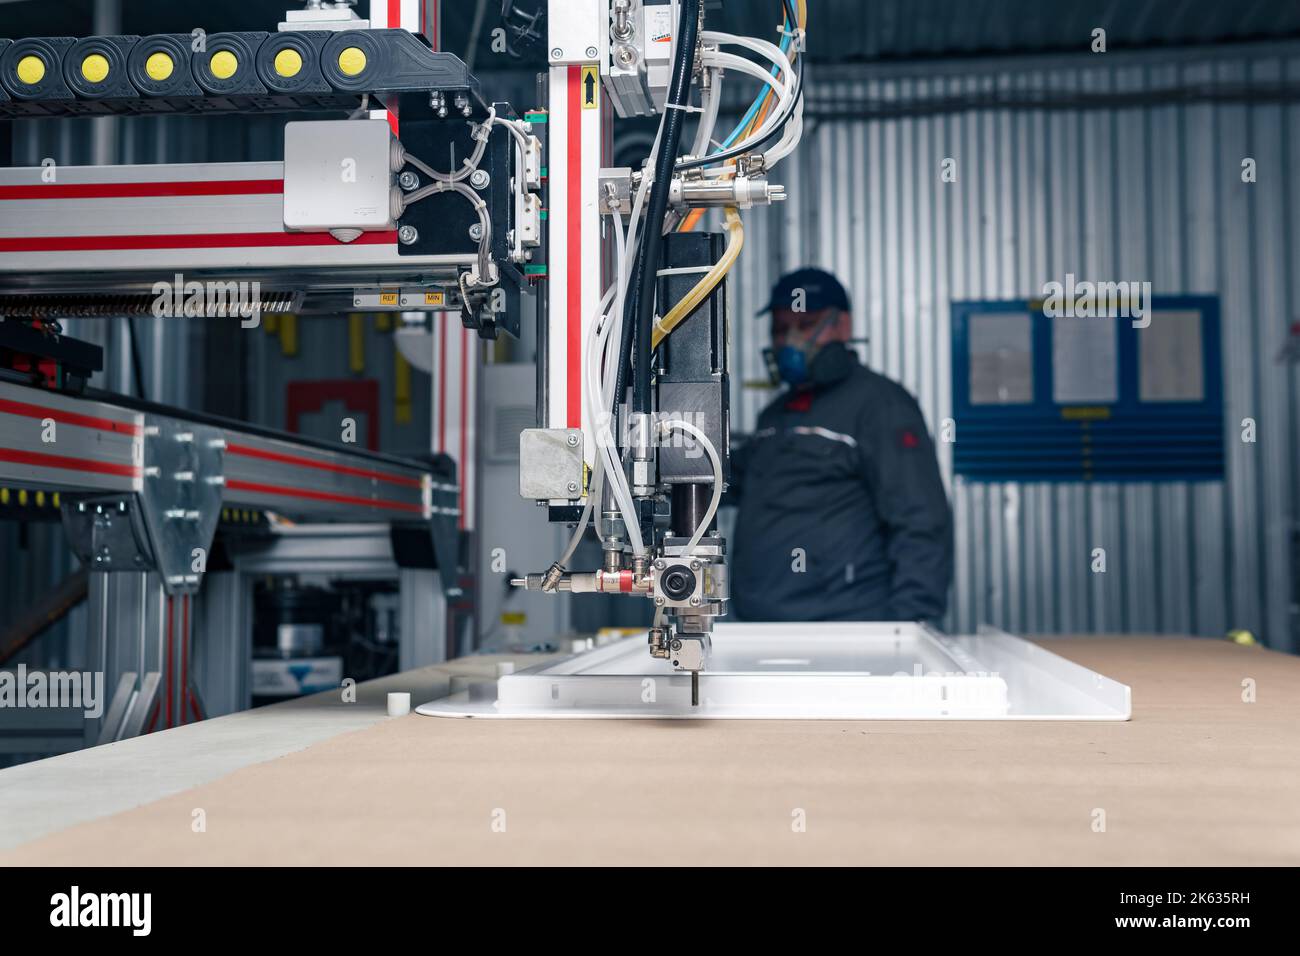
(580, 65, 598, 109)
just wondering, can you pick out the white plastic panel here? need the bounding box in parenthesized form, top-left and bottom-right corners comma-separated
(416, 622, 1132, 720)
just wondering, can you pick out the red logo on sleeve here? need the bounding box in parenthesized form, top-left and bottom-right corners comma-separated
(900, 429, 920, 449)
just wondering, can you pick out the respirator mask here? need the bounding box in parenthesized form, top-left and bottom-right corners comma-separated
(763, 310, 842, 387)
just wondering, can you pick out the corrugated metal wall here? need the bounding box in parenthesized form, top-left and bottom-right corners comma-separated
(728, 43, 1299, 650)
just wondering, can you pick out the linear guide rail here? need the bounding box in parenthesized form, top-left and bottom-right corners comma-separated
(0, 378, 450, 519)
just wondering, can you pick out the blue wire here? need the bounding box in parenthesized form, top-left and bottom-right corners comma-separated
(716, 15, 793, 151)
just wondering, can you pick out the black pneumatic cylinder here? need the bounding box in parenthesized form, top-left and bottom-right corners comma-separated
(671, 483, 714, 540)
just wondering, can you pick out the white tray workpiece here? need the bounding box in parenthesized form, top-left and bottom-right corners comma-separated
(416, 622, 1132, 721)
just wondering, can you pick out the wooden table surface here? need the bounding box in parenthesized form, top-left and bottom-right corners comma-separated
(2, 636, 1297, 865)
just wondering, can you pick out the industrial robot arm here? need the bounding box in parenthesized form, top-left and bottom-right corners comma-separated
(513, 0, 807, 702)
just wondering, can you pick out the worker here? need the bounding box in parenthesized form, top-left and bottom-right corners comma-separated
(729, 268, 954, 623)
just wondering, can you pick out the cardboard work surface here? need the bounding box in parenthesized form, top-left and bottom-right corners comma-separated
(1, 637, 1297, 866)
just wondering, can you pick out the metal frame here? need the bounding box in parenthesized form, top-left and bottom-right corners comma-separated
(417, 622, 1134, 721)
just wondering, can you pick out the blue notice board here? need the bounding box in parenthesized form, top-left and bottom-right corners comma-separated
(951, 296, 1223, 482)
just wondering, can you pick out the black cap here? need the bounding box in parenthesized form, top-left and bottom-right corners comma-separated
(757, 267, 852, 316)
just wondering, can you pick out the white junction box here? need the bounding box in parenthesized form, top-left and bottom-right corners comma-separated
(417, 622, 1133, 720)
(283, 120, 399, 234)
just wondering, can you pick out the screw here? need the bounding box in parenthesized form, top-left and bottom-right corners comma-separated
(616, 46, 635, 67)
(469, 169, 490, 190)
(398, 225, 419, 245)
(399, 170, 420, 190)
(585, 46, 598, 58)
(689, 596, 702, 606)
(566, 433, 579, 446)
(690, 560, 701, 570)
(468, 223, 484, 241)
(566, 480, 579, 494)
(551, 47, 563, 59)
(655, 559, 667, 570)
(671, 639, 682, 651)
(655, 596, 666, 606)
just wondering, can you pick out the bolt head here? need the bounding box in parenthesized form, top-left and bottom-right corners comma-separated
(585, 46, 598, 58)
(566, 480, 579, 493)
(550, 47, 563, 59)
(655, 559, 667, 570)
(468, 223, 484, 241)
(398, 225, 419, 245)
(690, 560, 701, 570)
(469, 169, 490, 190)
(399, 170, 420, 190)
(566, 433, 579, 446)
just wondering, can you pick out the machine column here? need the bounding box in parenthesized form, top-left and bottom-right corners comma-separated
(545, 0, 607, 496)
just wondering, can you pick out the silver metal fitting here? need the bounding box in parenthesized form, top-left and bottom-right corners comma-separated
(540, 561, 565, 592)
(648, 626, 671, 660)
(668, 174, 786, 210)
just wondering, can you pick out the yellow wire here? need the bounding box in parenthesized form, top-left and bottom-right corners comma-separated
(653, 207, 743, 348)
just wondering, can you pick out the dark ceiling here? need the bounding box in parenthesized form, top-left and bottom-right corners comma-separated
(2, 0, 1299, 65)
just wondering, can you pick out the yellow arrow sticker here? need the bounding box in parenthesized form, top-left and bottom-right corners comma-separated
(580, 65, 598, 109)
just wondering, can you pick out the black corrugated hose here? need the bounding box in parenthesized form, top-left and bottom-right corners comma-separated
(619, 0, 700, 426)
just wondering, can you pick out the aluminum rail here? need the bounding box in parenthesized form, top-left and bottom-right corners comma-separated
(0, 378, 454, 522)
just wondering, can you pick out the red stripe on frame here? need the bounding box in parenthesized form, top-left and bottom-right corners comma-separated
(225, 479, 424, 514)
(566, 65, 582, 429)
(0, 231, 398, 253)
(226, 443, 422, 488)
(181, 595, 190, 727)
(0, 396, 140, 436)
(165, 596, 174, 730)
(0, 447, 140, 478)
(437, 318, 447, 453)
(388, 0, 403, 135)
(0, 180, 283, 201)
